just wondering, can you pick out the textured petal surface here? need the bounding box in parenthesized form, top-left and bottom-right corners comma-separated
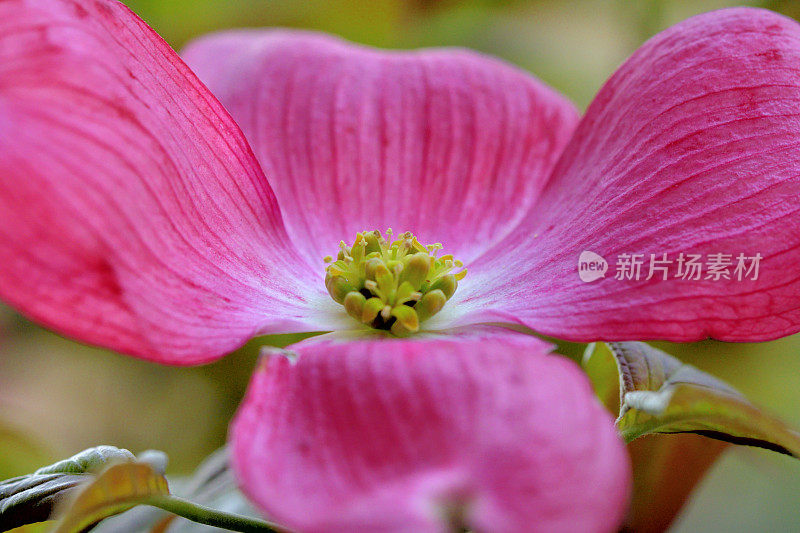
(457, 8, 800, 342)
(182, 30, 579, 265)
(0, 0, 334, 364)
(231, 331, 630, 533)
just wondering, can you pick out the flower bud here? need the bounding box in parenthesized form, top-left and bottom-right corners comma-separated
(374, 263, 395, 297)
(390, 319, 413, 337)
(415, 289, 446, 321)
(365, 257, 383, 280)
(343, 291, 366, 321)
(363, 231, 382, 254)
(429, 274, 457, 299)
(361, 297, 384, 324)
(390, 305, 419, 332)
(399, 252, 430, 290)
(326, 275, 355, 304)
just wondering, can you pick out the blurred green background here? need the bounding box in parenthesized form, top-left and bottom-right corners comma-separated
(3, 0, 800, 531)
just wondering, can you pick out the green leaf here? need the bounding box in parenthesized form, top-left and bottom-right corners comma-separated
(0, 446, 145, 532)
(581, 342, 620, 413)
(590, 341, 800, 457)
(33, 446, 136, 476)
(0, 472, 87, 531)
(95, 447, 264, 533)
(2, 446, 279, 533)
(53, 462, 170, 533)
(584, 341, 800, 531)
(53, 452, 282, 533)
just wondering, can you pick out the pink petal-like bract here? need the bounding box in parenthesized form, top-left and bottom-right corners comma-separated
(184, 10, 800, 343)
(0, 0, 333, 364)
(460, 7, 800, 342)
(182, 31, 579, 265)
(231, 332, 631, 533)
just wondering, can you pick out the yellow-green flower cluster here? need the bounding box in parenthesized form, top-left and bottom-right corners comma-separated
(324, 229, 466, 336)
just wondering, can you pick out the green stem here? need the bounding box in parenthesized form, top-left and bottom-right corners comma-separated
(145, 495, 286, 533)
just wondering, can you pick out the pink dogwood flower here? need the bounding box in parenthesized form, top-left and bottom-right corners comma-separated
(2, 0, 800, 530)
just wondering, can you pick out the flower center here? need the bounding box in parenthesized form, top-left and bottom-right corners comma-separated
(324, 229, 466, 336)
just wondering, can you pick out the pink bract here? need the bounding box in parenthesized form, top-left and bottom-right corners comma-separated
(0, 0, 317, 364)
(231, 332, 630, 533)
(2, 4, 800, 362)
(182, 30, 579, 267)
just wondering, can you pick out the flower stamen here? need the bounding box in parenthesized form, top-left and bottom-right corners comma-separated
(324, 229, 466, 336)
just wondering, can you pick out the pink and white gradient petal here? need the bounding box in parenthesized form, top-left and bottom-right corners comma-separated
(182, 30, 579, 266)
(0, 0, 334, 365)
(231, 331, 631, 533)
(457, 8, 800, 342)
